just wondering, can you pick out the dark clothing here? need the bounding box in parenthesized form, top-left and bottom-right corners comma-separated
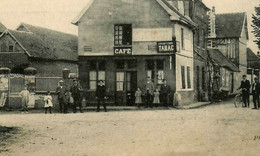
(145, 91, 153, 108)
(96, 85, 106, 98)
(239, 80, 250, 107)
(161, 85, 171, 108)
(70, 84, 83, 113)
(56, 86, 69, 113)
(97, 98, 106, 112)
(96, 85, 107, 112)
(252, 82, 260, 109)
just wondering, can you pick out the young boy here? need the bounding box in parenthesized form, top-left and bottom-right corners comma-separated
(19, 86, 30, 113)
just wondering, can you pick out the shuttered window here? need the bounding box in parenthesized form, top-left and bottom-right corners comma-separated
(181, 66, 186, 89)
(187, 66, 191, 88)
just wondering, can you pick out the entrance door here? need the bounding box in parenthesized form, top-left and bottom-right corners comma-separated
(115, 71, 137, 106)
(126, 71, 137, 106)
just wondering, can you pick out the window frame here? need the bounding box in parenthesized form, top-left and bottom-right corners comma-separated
(89, 61, 106, 91)
(114, 24, 132, 46)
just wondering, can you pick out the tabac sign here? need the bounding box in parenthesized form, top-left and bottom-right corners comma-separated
(157, 41, 176, 53)
(114, 47, 132, 55)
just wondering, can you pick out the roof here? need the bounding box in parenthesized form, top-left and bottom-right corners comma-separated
(0, 23, 7, 33)
(208, 49, 240, 72)
(247, 48, 260, 69)
(9, 23, 78, 61)
(215, 12, 247, 38)
(72, 0, 196, 27)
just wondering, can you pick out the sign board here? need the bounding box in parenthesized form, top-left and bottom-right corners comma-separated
(114, 47, 132, 55)
(157, 41, 176, 53)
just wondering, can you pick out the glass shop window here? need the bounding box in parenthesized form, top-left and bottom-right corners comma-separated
(89, 61, 106, 90)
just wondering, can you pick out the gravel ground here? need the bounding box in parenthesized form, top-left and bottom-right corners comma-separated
(0, 101, 260, 156)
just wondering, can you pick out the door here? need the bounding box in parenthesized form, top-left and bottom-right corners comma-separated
(115, 71, 137, 106)
(126, 71, 137, 106)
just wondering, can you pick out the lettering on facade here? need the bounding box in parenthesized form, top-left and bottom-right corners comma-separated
(114, 47, 132, 55)
(157, 41, 176, 53)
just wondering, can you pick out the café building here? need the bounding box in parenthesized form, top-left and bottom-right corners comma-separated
(72, 0, 196, 106)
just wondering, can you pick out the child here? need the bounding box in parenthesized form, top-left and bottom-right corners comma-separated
(19, 86, 30, 113)
(135, 88, 142, 108)
(153, 88, 160, 104)
(44, 91, 53, 114)
(145, 88, 152, 108)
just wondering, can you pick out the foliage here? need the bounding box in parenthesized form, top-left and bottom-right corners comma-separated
(252, 6, 260, 49)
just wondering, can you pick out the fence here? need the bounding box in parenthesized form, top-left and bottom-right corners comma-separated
(35, 77, 62, 93)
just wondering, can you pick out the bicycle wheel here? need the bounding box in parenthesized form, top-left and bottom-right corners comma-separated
(234, 95, 242, 108)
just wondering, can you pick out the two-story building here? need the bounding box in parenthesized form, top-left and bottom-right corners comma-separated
(72, 0, 196, 106)
(207, 8, 248, 93)
(189, 0, 210, 101)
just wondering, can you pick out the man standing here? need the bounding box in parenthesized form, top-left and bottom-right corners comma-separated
(70, 78, 83, 113)
(161, 79, 171, 109)
(95, 80, 107, 112)
(19, 86, 30, 113)
(238, 75, 251, 107)
(145, 77, 154, 108)
(251, 77, 260, 109)
(56, 80, 69, 113)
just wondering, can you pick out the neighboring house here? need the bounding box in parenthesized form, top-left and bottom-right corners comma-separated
(189, 0, 210, 101)
(0, 23, 78, 77)
(72, 0, 196, 106)
(0, 22, 6, 34)
(208, 8, 249, 93)
(247, 48, 260, 83)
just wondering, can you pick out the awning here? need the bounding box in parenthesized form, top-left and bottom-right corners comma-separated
(208, 49, 240, 72)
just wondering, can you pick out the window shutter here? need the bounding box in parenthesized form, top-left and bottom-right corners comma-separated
(181, 66, 186, 89)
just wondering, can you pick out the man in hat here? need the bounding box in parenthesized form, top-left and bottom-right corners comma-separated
(161, 79, 171, 109)
(145, 77, 154, 108)
(238, 75, 251, 107)
(70, 78, 83, 113)
(251, 77, 260, 109)
(56, 80, 69, 113)
(95, 80, 107, 112)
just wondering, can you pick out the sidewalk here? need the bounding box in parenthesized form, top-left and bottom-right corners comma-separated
(173, 101, 212, 109)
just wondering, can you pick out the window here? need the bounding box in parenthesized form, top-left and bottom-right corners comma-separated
(9, 45, 14, 52)
(114, 24, 132, 46)
(197, 29, 200, 46)
(202, 67, 206, 90)
(197, 66, 200, 89)
(181, 28, 184, 50)
(181, 66, 186, 89)
(187, 67, 191, 89)
(126, 72, 131, 91)
(116, 72, 124, 91)
(89, 61, 106, 90)
(146, 60, 164, 84)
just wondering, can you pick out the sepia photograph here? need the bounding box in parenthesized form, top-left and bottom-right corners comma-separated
(0, 0, 260, 155)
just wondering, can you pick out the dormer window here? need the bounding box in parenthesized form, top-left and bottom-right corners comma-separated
(114, 24, 132, 46)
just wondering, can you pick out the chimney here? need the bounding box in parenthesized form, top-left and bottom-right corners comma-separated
(208, 6, 216, 38)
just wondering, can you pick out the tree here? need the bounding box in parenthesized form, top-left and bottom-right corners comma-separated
(252, 6, 260, 49)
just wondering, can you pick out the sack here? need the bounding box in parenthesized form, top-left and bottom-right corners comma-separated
(70, 96, 74, 104)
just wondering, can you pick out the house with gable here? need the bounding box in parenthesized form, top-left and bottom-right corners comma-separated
(0, 23, 78, 77)
(207, 8, 248, 93)
(72, 0, 196, 106)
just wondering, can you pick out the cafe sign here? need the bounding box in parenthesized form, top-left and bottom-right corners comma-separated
(114, 47, 132, 55)
(157, 41, 176, 53)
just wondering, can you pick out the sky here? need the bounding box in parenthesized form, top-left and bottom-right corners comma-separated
(0, 0, 259, 52)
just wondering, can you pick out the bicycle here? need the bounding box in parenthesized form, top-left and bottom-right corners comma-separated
(234, 89, 244, 108)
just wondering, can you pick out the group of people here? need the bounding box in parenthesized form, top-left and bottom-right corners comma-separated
(18, 77, 171, 114)
(239, 75, 260, 109)
(56, 78, 107, 113)
(135, 77, 171, 109)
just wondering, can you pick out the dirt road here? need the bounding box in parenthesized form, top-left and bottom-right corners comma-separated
(1, 102, 260, 156)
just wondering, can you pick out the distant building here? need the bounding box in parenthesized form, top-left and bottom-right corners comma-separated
(72, 0, 196, 106)
(247, 48, 260, 83)
(189, 0, 210, 101)
(0, 23, 78, 77)
(208, 8, 249, 93)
